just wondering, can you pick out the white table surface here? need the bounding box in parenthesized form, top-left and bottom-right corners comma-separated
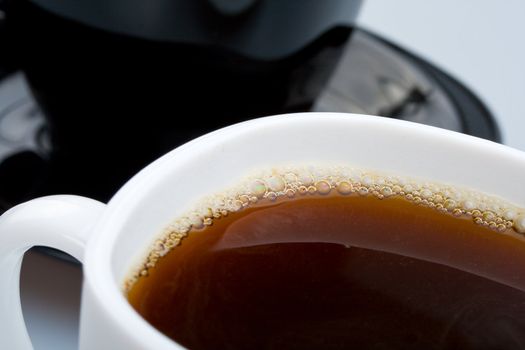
(21, 1, 525, 349)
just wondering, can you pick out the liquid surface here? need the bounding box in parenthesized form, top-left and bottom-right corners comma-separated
(128, 195, 525, 349)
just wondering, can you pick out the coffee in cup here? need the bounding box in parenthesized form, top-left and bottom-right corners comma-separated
(126, 165, 525, 350)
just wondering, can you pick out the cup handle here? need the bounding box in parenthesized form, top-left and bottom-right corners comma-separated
(0, 195, 105, 349)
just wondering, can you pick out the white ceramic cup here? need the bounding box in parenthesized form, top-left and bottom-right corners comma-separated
(1, 112, 525, 349)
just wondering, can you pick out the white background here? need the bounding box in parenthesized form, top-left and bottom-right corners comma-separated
(359, 0, 525, 151)
(21, 1, 525, 349)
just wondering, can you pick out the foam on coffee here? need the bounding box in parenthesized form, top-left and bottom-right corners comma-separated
(124, 165, 525, 291)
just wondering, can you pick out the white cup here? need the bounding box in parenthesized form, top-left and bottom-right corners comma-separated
(1, 112, 525, 349)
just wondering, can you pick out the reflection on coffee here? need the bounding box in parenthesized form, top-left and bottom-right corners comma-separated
(126, 166, 525, 349)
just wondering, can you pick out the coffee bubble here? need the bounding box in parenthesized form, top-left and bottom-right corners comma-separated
(125, 165, 525, 292)
(315, 181, 331, 195)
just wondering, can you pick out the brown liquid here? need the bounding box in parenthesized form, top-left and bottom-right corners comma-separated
(128, 194, 525, 349)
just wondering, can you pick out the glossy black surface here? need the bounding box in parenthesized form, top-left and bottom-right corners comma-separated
(0, 5, 500, 260)
(22, 0, 362, 60)
(4, 0, 353, 203)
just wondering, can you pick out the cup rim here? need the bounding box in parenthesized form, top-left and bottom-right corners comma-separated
(83, 112, 525, 348)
